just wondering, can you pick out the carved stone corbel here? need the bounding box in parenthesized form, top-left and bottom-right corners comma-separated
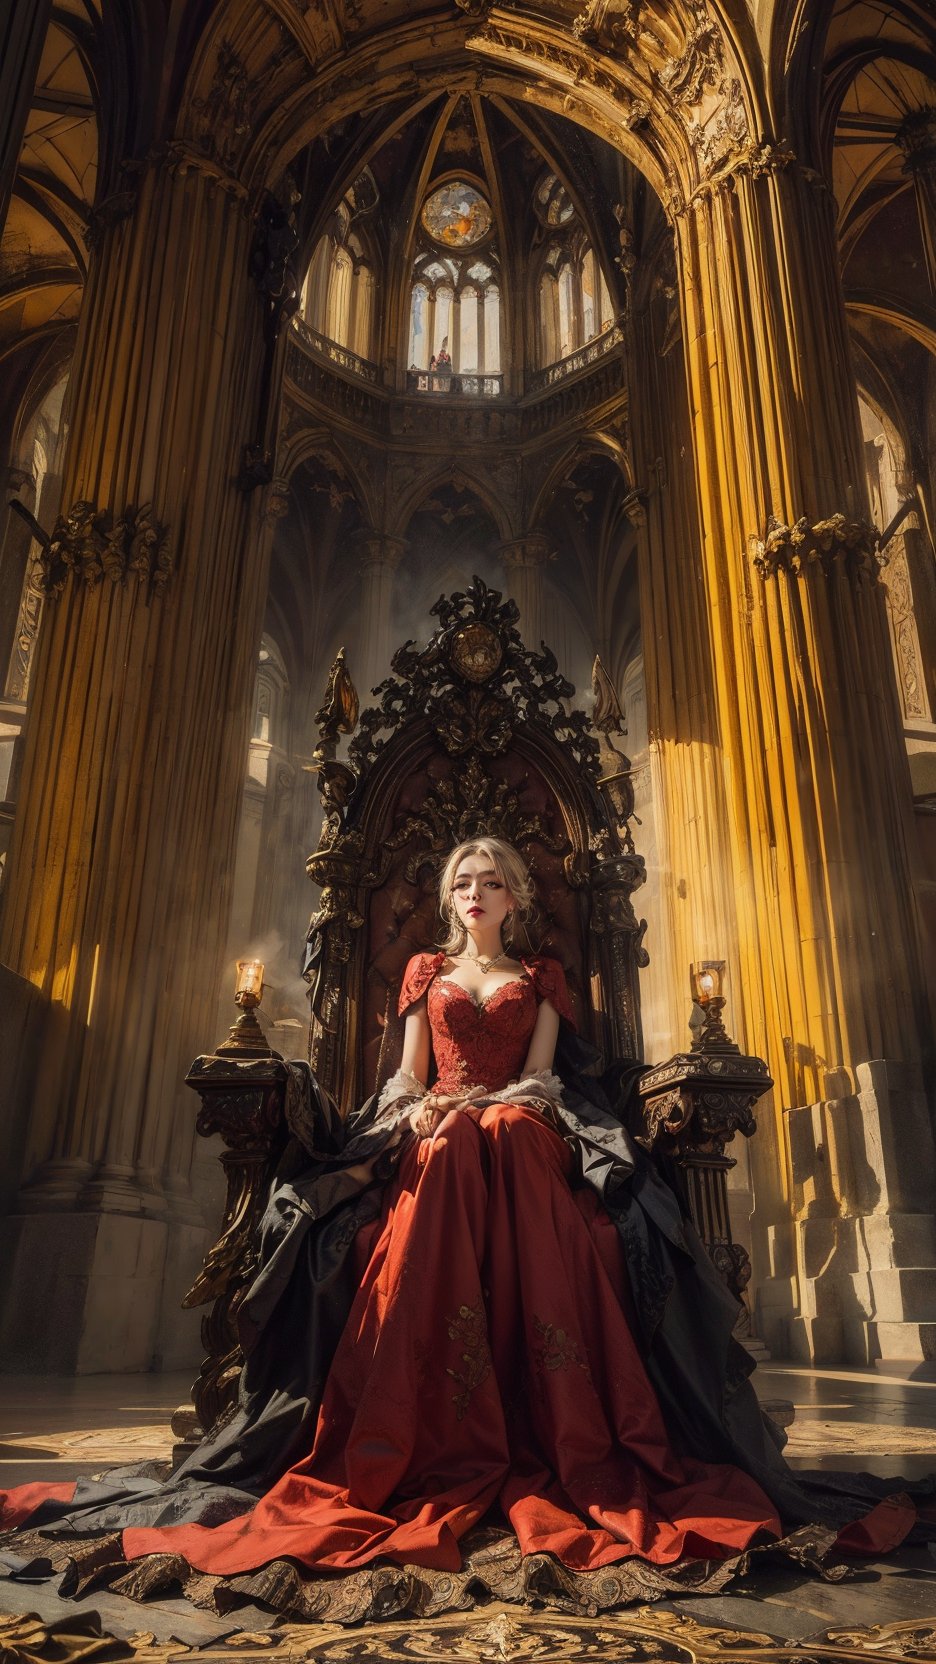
(40, 500, 172, 598)
(751, 513, 882, 582)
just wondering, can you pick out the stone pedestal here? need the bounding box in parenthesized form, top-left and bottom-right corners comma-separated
(0, 1211, 170, 1373)
(637, 1024, 772, 1321)
(785, 1060, 936, 1373)
(178, 1051, 289, 1443)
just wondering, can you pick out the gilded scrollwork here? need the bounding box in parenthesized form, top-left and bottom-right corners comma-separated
(572, 0, 643, 53)
(6, 1582, 936, 1659)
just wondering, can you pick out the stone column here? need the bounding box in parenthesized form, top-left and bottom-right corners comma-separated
(897, 108, 936, 296)
(0, 0, 52, 231)
(356, 532, 406, 693)
(626, 277, 739, 1060)
(500, 533, 553, 652)
(674, 150, 936, 1367)
(0, 146, 272, 1372)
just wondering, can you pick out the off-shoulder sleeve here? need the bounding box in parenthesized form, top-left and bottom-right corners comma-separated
(528, 956, 576, 1028)
(398, 951, 445, 1016)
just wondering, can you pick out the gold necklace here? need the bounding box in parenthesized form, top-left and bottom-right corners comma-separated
(458, 949, 509, 975)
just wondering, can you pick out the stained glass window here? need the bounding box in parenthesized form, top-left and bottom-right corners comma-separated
(421, 181, 493, 248)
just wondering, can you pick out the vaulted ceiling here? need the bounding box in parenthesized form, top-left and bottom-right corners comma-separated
(2, 0, 934, 461)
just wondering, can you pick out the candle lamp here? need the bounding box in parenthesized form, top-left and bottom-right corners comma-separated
(217, 959, 277, 1056)
(689, 959, 736, 1052)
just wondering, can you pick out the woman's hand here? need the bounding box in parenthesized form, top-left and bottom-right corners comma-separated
(408, 1094, 465, 1138)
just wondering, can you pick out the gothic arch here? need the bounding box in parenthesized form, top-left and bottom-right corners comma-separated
(174, 1, 774, 219)
(529, 433, 632, 530)
(276, 429, 378, 531)
(389, 464, 515, 543)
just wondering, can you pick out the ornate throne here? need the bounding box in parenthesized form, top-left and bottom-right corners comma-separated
(180, 579, 772, 1450)
(304, 578, 647, 1113)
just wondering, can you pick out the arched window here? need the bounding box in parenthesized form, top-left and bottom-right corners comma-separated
(406, 178, 504, 392)
(252, 636, 289, 750)
(533, 176, 617, 371)
(300, 206, 378, 364)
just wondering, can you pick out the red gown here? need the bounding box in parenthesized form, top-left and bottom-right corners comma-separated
(102, 953, 783, 1577)
(0, 952, 920, 1583)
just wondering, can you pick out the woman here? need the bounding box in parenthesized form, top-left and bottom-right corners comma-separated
(0, 839, 926, 1617)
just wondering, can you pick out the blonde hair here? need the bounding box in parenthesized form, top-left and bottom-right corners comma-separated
(438, 837, 538, 955)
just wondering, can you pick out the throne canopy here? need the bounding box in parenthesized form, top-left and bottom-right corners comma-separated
(303, 578, 647, 1112)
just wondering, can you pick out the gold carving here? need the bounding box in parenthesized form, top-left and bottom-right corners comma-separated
(41, 500, 172, 598)
(450, 621, 505, 682)
(685, 78, 749, 175)
(9, 1571, 936, 1656)
(467, 20, 651, 131)
(572, 0, 642, 51)
(752, 513, 882, 580)
(657, 1, 723, 106)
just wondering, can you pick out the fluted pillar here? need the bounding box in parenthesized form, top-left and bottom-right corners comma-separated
(0, 147, 271, 1371)
(674, 151, 936, 1364)
(356, 532, 406, 691)
(626, 284, 739, 1059)
(500, 533, 553, 651)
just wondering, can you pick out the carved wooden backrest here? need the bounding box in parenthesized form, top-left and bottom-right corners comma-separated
(304, 579, 648, 1111)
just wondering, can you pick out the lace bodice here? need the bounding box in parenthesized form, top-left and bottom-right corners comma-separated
(398, 952, 574, 1095)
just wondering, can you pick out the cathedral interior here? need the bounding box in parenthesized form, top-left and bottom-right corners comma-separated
(1, 0, 936, 1655)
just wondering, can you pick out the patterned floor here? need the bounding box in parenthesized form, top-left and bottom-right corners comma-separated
(2, 1364, 936, 1660)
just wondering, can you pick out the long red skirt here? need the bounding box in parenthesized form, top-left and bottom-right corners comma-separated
(111, 1103, 784, 1575)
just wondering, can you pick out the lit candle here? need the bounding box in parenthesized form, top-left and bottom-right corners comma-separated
(235, 959, 265, 1007)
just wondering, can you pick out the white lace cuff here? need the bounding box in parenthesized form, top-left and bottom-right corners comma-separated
(471, 1070, 564, 1111)
(377, 1068, 426, 1127)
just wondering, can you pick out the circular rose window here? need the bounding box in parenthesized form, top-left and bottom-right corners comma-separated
(421, 181, 493, 248)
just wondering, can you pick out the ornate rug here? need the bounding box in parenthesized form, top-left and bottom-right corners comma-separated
(3, 1602, 936, 1663)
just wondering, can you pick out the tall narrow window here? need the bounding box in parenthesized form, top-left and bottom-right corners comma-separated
(326, 248, 353, 344)
(434, 285, 453, 360)
(460, 284, 479, 372)
(558, 264, 576, 358)
(409, 282, 429, 366)
(484, 286, 500, 373)
(582, 247, 597, 342)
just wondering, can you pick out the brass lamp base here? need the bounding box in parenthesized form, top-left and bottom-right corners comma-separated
(216, 1007, 281, 1059)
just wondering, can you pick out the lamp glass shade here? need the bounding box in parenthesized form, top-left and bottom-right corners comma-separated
(690, 960, 725, 1006)
(235, 959, 265, 1002)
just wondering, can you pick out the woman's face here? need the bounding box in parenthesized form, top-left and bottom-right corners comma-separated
(450, 853, 514, 939)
